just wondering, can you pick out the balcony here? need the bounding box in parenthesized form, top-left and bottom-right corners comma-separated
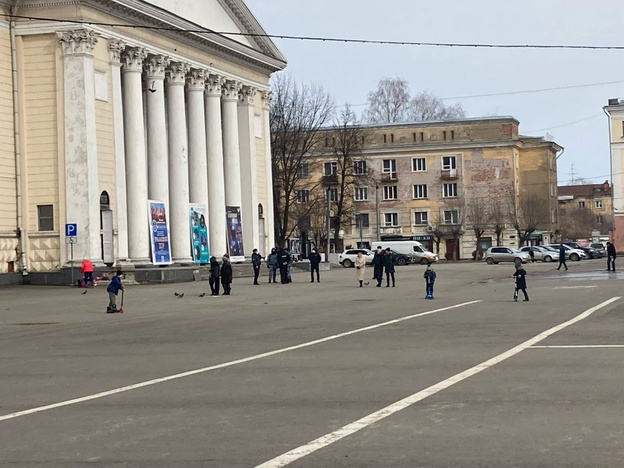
(321, 174, 338, 186)
(440, 168, 458, 180)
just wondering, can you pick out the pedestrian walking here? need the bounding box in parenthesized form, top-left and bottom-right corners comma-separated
(266, 248, 278, 283)
(309, 248, 321, 283)
(423, 265, 436, 299)
(286, 249, 293, 283)
(606, 241, 616, 272)
(556, 244, 568, 271)
(208, 256, 220, 296)
(372, 246, 385, 287)
(277, 247, 290, 284)
(106, 269, 124, 311)
(251, 248, 262, 285)
(221, 253, 233, 295)
(528, 247, 535, 263)
(384, 248, 396, 287)
(512, 263, 529, 302)
(355, 251, 366, 287)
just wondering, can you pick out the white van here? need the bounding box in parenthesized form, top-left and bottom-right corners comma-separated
(375, 241, 438, 264)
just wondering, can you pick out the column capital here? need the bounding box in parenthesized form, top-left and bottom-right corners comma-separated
(166, 62, 190, 85)
(121, 47, 148, 73)
(145, 54, 170, 79)
(206, 74, 225, 96)
(187, 68, 207, 90)
(57, 29, 99, 56)
(261, 90, 273, 109)
(239, 86, 257, 106)
(108, 38, 126, 64)
(222, 79, 242, 101)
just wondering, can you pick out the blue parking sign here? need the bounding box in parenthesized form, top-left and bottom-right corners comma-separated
(65, 223, 77, 237)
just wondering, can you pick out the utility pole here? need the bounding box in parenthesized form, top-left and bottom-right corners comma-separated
(326, 188, 331, 258)
(375, 184, 380, 242)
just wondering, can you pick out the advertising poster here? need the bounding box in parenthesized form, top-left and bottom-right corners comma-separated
(225, 206, 245, 262)
(190, 203, 209, 264)
(148, 200, 172, 265)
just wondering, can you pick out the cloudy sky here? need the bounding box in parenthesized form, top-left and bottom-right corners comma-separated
(244, 0, 624, 186)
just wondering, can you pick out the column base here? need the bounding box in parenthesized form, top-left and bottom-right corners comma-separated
(128, 257, 153, 267)
(172, 256, 193, 265)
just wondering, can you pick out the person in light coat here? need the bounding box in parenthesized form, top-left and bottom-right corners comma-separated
(355, 251, 366, 287)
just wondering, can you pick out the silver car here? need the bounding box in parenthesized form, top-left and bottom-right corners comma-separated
(485, 247, 531, 265)
(519, 246, 556, 262)
(546, 244, 586, 261)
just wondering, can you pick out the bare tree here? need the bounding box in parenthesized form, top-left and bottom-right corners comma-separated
(466, 198, 490, 260)
(429, 211, 445, 255)
(408, 90, 465, 121)
(558, 206, 595, 240)
(270, 74, 334, 248)
(489, 198, 507, 246)
(364, 77, 465, 124)
(508, 192, 550, 247)
(442, 199, 465, 261)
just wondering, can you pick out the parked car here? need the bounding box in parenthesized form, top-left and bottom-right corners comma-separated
(591, 243, 606, 257)
(561, 241, 599, 259)
(376, 241, 439, 264)
(545, 244, 586, 261)
(388, 249, 412, 266)
(519, 246, 556, 262)
(339, 249, 374, 268)
(485, 247, 531, 264)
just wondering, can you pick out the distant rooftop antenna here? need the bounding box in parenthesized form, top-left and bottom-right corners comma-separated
(570, 164, 576, 185)
(545, 132, 553, 141)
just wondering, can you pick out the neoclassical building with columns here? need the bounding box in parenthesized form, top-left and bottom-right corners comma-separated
(0, 0, 285, 274)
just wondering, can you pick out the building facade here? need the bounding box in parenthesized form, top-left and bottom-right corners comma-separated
(557, 181, 612, 237)
(0, 0, 285, 274)
(603, 99, 624, 250)
(298, 117, 561, 259)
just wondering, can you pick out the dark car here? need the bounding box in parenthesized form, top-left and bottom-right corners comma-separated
(590, 243, 606, 258)
(561, 241, 599, 259)
(388, 249, 412, 266)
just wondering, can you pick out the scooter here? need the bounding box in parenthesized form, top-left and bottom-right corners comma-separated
(106, 290, 124, 313)
(513, 277, 518, 302)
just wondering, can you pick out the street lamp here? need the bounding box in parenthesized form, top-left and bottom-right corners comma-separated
(375, 184, 381, 242)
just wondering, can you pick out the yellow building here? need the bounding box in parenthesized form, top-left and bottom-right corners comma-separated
(298, 117, 561, 259)
(557, 181, 613, 236)
(0, 0, 285, 279)
(603, 99, 624, 250)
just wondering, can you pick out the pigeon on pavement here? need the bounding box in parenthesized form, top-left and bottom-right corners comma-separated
(176, 293, 184, 299)
(198, 293, 206, 297)
(81, 290, 88, 295)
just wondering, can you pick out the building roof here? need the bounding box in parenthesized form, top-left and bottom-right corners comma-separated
(557, 181, 611, 197)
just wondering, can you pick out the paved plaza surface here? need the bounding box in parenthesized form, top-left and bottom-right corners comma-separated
(1, 259, 623, 467)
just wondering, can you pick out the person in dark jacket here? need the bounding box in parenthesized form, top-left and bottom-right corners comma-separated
(512, 263, 529, 301)
(106, 269, 124, 311)
(606, 241, 616, 272)
(251, 248, 262, 285)
(276, 248, 290, 284)
(556, 244, 568, 271)
(220, 253, 233, 295)
(423, 266, 436, 299)
(266, 248, 278, 283)
(208, 256, 220, 296)
(372, 246, 385, 287)
(309, 248, 321, 283)
(383, 248, 396, 287)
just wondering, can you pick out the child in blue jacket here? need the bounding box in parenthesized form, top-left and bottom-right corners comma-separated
(423, 266, 436, 299)
(106, 269, 124, 311)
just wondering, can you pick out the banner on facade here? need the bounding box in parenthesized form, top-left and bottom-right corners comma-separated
(225, 206, 245, 262)
(148, 200, 172, 265)
(190, 203, 209, 264)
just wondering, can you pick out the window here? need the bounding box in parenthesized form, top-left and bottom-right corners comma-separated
(578, 201, 585, 208)
(413, 184, 428, 199)
(597, 215, 603, 224)
(442, 155, 457, 170)
(443, 183, 458, 198)
(383, 185, 397, 200)
(443, 131, 447, 140)
(37, 205, 54, 231)
(295, 189, 309, 204)
(595, 200, 603, 208)
(325, 187, 338, 202)
(443, 209, 459, 225)
(354, 160, 367, 175)
(412, 157, 426, 172)
(382, 159, 396, 176)
(384, 212, 399, 227)
(355, 213, 370, 228)
(323, 162, 337, 176)
(297, 163, 309, 178)
(413, 211, 428, 225)
(354, 187, 368, 201)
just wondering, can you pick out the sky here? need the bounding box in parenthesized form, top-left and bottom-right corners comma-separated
(244, 0, 624, 186)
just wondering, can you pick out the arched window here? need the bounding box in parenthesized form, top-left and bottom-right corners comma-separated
(100, 191, 110, 209)
(258, 203, 264, 218)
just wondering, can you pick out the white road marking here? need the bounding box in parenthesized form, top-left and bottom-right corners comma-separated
(553, 285, 597, 289)
(531, 345, 624, 348)
(0, 300, 481, 423)
(256, 296, 621, 468)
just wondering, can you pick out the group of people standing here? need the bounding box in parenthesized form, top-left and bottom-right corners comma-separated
(208, 253, 233, 296)
(371, 246, 396, 287)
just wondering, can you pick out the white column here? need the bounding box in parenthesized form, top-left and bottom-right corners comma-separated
(221, 80, 243, 208)
(205, 74, 227, 257)
(121, 46, 150, 264)
(261, 91, 276, 252)
(108, 39, 129, 262)
(166, 62, 192, 263)
(238, 85, 259, 253)
(57, 29, 102, 265)
(144, 54, 170, 205)
(186, 68, 208, 208)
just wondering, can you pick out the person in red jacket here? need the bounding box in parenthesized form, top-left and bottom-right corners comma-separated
(81, 257, 94, 287)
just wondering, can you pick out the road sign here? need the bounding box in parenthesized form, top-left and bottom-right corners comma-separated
(65, 237, 77, 244)
(65, 223, 77, 237)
